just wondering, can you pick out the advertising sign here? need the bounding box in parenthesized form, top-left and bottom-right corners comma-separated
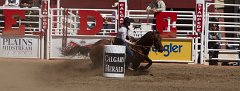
(0, 37, 40, 58)
(149, 39, 192, 62)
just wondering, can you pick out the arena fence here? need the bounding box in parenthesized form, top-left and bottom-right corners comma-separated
(49, 8, 118, 59)
(204, 3, 240, 64)
(48, 8, 198, 63)
(0, 3, 239, 65)
(0, 7, 43, 59)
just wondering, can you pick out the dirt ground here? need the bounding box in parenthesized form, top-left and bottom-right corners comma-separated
(0, 58, 240, 91)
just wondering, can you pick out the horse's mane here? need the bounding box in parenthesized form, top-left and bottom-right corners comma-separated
(136, 31, 154, 46)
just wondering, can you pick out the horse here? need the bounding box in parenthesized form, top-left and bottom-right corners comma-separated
(62, 31, 163, 71)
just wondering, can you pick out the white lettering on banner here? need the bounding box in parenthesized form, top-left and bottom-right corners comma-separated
(197, 11, 202, 14)
(120, 7, 124, 10)
(118, 2, 125, 26)
(196, 17, 202, 21)
(120, 18, 124, 21)
(197, 25, 201, 28)
(43, 11, 47, 14)
(119, 3, 124, 6)
(196, 4, 203, 32)
(120, 14, 124, 17)
(166, 18, 171, 32)
(41, 0, 49, 30)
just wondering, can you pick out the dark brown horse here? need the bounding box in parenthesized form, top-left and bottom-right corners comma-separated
(62, 31, 163, 70)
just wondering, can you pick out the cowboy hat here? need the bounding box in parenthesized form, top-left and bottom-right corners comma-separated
(123, 17, 133, 24)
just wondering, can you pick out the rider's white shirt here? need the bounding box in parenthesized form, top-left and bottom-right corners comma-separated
(116, 27, 128, 41)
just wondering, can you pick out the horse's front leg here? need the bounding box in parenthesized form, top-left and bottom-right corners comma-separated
(140, 57, 152, 70)
(125, 56, 132, 69)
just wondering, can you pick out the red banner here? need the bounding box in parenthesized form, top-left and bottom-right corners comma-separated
(156, 12, 177, 38)
(118, 2, 125, 27)
(2, 10, 26, 36)
(41, 0, 49, 30)
(196, 4, 203, 32)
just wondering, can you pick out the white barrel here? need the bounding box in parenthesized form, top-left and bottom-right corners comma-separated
(103, 45, 126, 78)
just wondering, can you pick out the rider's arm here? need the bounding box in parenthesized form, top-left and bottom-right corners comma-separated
(124, 39, 135, 45)
(146, 6, 152, 12)
(146, 1, 154, 12)
(125, 32, 135, 45)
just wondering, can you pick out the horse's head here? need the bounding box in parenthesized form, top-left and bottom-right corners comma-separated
(152, 31, 164, 53)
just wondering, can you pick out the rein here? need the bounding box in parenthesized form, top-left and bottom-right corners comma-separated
(131, 43, 152, 49)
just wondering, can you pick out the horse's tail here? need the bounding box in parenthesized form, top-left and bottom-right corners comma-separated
(61, 45, 91, 56)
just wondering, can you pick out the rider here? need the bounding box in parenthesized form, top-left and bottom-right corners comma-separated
(113, 17, 134, 56)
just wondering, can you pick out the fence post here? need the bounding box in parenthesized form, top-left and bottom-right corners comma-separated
(196, 0, 205, 64)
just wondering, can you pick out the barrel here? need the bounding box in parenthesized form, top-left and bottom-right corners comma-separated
(103, 45, 126, 78)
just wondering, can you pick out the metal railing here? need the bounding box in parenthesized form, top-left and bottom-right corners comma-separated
(0, 7, 41, 35)
(205, 3, 240, 64)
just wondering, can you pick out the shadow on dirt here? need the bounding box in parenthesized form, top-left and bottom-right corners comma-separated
(40, 59, 150, 79)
